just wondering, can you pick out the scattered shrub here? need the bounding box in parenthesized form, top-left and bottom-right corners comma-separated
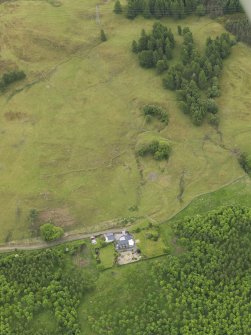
(238, 152, 251, 174)
(0, 70, 26, 92)
(137, 139, 171, 161)
(143, 105, 169, 124)
(100, 29, 107, 42)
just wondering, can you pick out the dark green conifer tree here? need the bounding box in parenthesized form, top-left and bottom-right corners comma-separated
(198, 69, 207, 89)
(143, 0, 151, 18)
(132, 40, 138, 53)
(100, 29, 107, 42)
(127, 0, 137, 19)
(114, 0, 123, 14)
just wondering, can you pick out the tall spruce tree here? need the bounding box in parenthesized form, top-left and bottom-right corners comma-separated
(114, 0, 122, 14)
(198, 69, 207, 89)
(100, 29, 107, 42)
(143, 0, 151, 18)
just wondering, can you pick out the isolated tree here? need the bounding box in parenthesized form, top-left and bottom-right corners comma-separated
(40, 223, 64, 241)
(114, 0, 122, 14)
(177, 25, 182, 35)
(100, 29, 107, 42)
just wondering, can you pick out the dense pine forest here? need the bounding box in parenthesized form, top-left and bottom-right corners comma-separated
(126, 0, 242, 20)
(0, 245, 93, 335)
(225, 16, 251, 45)
(89, 206, 251, 335)
(1, 206, 250, 334)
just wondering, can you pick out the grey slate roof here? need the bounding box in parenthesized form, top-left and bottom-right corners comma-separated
(104, 232, 115, 242)
(116, 233, 135, 251)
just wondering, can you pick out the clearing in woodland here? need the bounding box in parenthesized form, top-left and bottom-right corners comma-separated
(0, 0, 250, 242)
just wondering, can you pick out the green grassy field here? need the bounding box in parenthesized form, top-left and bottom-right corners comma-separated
(0, 0, 250, 242)
(99, 243, 114, 268)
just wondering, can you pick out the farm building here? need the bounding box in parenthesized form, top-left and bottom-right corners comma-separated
(104, 232, 115, 243)
(115, 233, 135, 251)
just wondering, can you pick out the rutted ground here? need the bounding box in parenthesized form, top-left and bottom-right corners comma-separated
(0, 0, 250, 242)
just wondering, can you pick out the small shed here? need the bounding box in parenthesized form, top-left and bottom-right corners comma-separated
(90, 236, 97, 245)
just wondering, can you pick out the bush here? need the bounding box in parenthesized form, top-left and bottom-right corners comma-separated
(100, 29, 107, 42)
(238, 152, 251, 174)
(205, 98, 219, 114)
(143, 105, 169, 124)
(137, 139, 171, 161)
(145, 231, 159, 241)
(208, 113, 219, 127)
(0, 70, 26, 91)
(40, 223, 64, 241)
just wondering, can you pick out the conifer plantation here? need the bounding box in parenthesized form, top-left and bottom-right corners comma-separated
(88, 206, 251, 335)
(132, 23, 234, 125)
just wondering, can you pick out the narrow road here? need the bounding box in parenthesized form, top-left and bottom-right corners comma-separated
(0, 228, 124, 253)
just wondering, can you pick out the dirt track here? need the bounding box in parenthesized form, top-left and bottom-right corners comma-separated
(0, 228, 123, 253)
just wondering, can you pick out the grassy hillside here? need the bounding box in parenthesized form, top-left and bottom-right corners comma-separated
(0, 0, 250, 242)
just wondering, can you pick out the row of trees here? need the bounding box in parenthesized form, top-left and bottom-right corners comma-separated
(89, 205, 251, 335)
(123, 0, 242, 20)
(0, 70, 26, 92)
(0, 246, 92, 335)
